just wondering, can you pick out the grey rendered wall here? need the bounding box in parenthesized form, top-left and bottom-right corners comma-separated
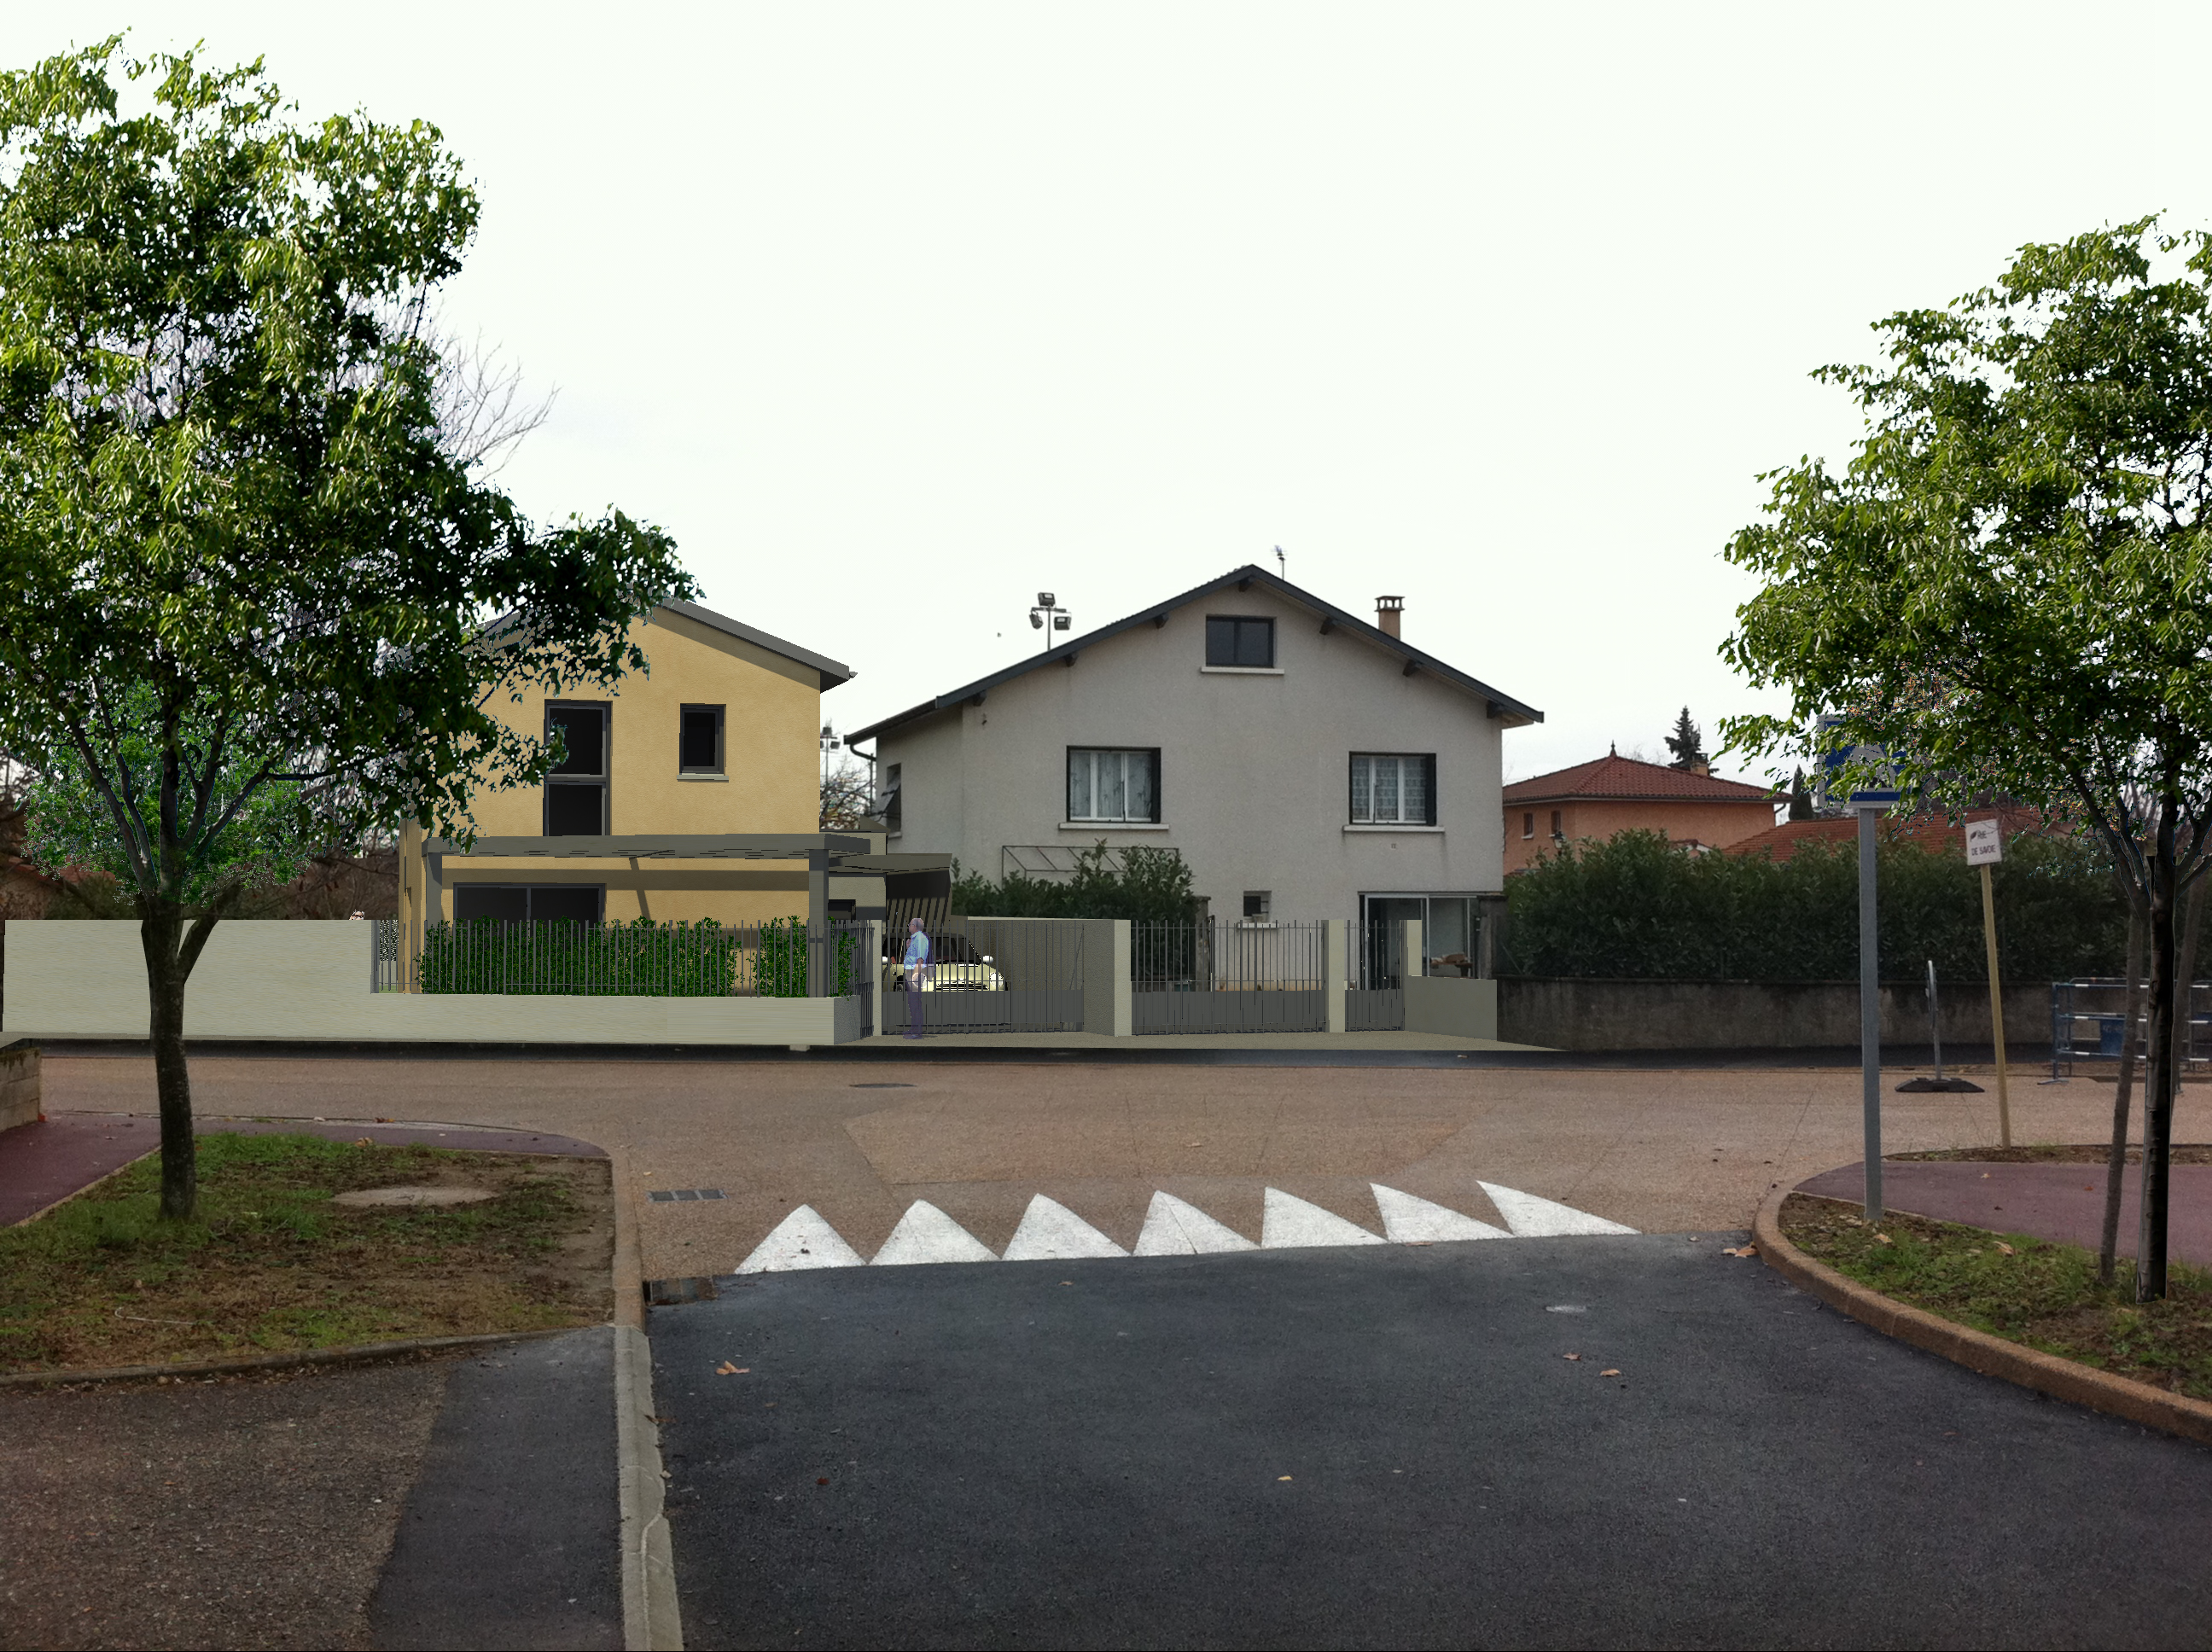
(1496, 978, 2050, 1052)
(1403, 976, 1499, 1040)
(877, 584, 1511, 919)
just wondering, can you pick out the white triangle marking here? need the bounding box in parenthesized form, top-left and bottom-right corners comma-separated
(1477, 1181, 1638, 1236)
(736, 1205, 867, 1272)
(1370, 1184, 1511, 1243)
(1132, 1190, 1260, 1255)
(1001, 1194, 1128, 1261)
(869, 1201, 999, 1265)
(1260, 1187, 1386, 1248)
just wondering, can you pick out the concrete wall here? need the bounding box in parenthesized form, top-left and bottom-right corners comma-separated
(1497, 977, 2050, 1052)
(1, 1039, 38, 1131)
(878, 583, 1515, 922)
(2, 921, 847, 1046)
(434, 605, 830, 928)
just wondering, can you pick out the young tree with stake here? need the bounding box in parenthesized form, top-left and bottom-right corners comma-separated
(1723, 218, 2212, 1300)
(0, 44, 694, 1219)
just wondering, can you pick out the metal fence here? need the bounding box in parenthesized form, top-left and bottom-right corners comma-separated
(2049, 978, 2212, 1076)
(883, 917, 1086, 1034)
(372, 918, 402, 992)
(1131, 919, 1328, 1034)
(408, 917, 867, 998)
(1345, 917, 1405, 1030)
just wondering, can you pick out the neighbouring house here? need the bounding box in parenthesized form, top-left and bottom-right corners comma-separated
(1724, 805, 2047, 862)
(842, 565, 1542, 964)
(394, 596, 931, 937)
(1503, 748, 1778, 873)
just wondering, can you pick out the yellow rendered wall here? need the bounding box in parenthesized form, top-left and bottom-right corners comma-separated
(452, 606, 826, 924)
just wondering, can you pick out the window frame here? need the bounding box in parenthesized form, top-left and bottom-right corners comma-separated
(544, 700, 611, 836)
(452, 883, 607, 925)
(1065, 746, 1163, 823)
(1348, 752, 1437, 826)
(1522, 811, 1534, 840)
(1204, 614, 1277, 669)
(678, 703, 725, 775)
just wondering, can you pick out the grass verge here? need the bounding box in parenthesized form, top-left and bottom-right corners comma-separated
(0, 1131, 612, 1374)
(1780, 1193, 2212, 1400)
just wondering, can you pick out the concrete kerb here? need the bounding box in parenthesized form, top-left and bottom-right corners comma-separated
(611, 1141, 684, 1652)
(1753, 1182, 2212, 1449)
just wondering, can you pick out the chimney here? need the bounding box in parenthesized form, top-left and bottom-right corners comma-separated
(1691, 759, 1710, 777)
(1376, 596, 1404, 638)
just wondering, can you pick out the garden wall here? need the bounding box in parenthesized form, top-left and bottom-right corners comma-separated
(1497, 977, 2049, 1053)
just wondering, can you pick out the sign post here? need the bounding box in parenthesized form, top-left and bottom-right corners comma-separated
(1965, 818, 2012, 1149)
(1821, 721, 1900, 1224)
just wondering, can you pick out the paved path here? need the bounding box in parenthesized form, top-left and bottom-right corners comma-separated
(1799, 1160, 2212, 1264)
(41, 1055, 2212, 1278)
(651, 1235, 2212, 1649)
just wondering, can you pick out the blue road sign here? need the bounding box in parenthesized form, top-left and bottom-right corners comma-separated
(1815, 714, 1901, 808)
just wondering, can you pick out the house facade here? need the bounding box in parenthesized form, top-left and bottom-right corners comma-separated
(1502, 749, 1778, 874)
(845, 566, 1541, 962)
(401, 597, 859, 928)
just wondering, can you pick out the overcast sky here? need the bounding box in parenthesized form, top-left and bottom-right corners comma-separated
(24, 3, 2212, 782)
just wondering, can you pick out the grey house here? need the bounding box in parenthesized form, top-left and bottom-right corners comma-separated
(844, 566, 1541, 962)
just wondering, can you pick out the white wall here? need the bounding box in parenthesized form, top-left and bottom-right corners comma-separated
(878, 584, 1516, 916)
(2, 922, 842, 1045)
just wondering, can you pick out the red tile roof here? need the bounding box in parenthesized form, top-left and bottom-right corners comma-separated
(1503, 751, 1777, 806)
(1725, 806, 2049, 863)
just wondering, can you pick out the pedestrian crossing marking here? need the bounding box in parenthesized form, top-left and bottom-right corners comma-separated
(1477, 1180, 1639, 1237)
(870, 1200, 998, 1265)
(735, 1204, 868, 1273)
(1260, 1188, 1387, 1248)
(1132, 1190, 1259, 1255)
(1002, 1194, 1129, 1261)
(1371, 1184, 1511, 1243)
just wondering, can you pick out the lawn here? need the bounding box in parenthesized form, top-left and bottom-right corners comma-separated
(0, 1131, 613, 1374)
(1781, 1193, 2212, 1400)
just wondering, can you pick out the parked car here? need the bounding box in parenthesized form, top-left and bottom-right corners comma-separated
(889, 931, 1005, 992)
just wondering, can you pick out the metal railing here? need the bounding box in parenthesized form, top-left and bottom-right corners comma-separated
(1131, 919, 1328, 1034)
(372, 918, 402, 992)
(2049, 979, 2212, 1077)
(410, 917, 864, 998)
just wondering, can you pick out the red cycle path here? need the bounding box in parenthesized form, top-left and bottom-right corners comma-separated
(1797, 1160, 2212, 1266)
(0, 1112, 605, 1227)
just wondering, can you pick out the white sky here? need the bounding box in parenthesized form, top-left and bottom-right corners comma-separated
(23, 3, 2212, 784)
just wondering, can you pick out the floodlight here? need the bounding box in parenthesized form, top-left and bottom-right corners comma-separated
(1038, 591, 1056, 607)
(1030, 613, 1043, 629)
(1053, 614, 1070, 630)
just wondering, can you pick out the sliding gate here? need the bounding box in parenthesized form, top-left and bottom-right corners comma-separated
(1131, 919, 1328, 1034)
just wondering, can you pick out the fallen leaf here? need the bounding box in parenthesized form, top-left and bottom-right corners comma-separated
(353, 1137, 375, 1146)
(715, 1361, 740, 1375)
(1720, 1245, 1759, 1258)
(1600, 1369, 1621, 1377)
(1277, 1475, 1293, 1481)
(1995, 1242, 2015, 1255)
(1876, 1233, 1893, 1245)
(817, 1477, 829, 1486)
(1563, 1352, 1582, 1361)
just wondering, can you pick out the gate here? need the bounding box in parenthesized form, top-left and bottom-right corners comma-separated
(1345, 916, 1406, 1031)
(885, 918, 1086, 1034)
(1131, 919, 1328, 1034)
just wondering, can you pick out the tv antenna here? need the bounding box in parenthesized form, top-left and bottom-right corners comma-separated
(1274, 545, 1286, 579)
(1028, 591, 1072, 652)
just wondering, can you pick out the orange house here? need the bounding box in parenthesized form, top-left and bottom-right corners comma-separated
(1503, 749, 1778, 873)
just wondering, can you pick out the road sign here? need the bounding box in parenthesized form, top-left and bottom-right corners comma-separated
(1814, 715, 1901, 809)
(1965, 818, 2004, 865)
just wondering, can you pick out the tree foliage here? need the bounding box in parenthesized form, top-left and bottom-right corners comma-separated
(1501, 829, 2123, 983)
(1720, 217, 2212, 1296)
(1664, 707, 1706, 771)
(952, 843, 1196, 922)
(0, 42, 694, 1218)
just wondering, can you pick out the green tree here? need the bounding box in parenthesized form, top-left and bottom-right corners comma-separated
(1664, 707, 1706, 771)
(1721, 218, 2212, 1298)
(0, 44, 693, 1219)
(951, 843, 1196, 922)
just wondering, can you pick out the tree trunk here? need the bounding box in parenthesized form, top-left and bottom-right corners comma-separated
(2100, 893, 2145, 1287)
(141, 898, 197, 1221)
(2138, 823, 2192, 1302)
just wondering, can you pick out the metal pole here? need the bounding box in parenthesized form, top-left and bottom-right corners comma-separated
(1926, 959, 1943, 1082)
(1980, 862, 2011, 1148)
(1860, 805, 1883, 1223)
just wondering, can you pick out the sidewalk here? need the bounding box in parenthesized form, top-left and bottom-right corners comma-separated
(1797, 1160, 2212, 1265)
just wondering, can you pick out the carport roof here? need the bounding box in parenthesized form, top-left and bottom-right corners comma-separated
(841, 564, 1542, 746)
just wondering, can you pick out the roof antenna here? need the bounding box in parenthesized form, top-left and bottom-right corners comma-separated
(1274, 545, 1286, 579)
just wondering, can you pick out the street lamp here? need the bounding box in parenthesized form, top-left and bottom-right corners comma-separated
(1028, 591, 1072, 651)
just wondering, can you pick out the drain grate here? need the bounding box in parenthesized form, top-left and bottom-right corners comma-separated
(849, 1082, 916, 1089)
(648, 1188, 726, 1203)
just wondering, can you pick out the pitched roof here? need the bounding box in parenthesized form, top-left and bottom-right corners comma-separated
(1503, 751, 1776, 806)
(1725, 806, 2049, 863)
(657, 597, 853, 691)
(841, 564, 1540, 746)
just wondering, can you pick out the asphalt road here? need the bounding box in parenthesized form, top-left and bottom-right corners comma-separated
(651, 1237, 2212, 1650)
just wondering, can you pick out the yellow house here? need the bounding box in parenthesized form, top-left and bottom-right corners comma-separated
(396, 597, 859, 937)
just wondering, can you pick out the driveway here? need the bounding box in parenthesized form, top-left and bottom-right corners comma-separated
(651, 1234, 2212, 1650)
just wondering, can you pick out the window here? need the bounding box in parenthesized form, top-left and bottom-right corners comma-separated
(1349, 753, 1436, 825)
(1068, 747, 1161, 822)
(1522, 811, 1534, 840)
(454, 885, 603, 924)
(1551, 810, 1563, 838)
(545, 703, 608, 835)
(1243, 891, 1272, 919)
(679, 705, 724, 773)
(882, 762, 903, 834)
(1205, 615, 1275, 668)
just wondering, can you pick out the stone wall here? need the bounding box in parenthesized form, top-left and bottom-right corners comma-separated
(1497, 977, 2049, 1053)
(1, 1039, 38, 1131)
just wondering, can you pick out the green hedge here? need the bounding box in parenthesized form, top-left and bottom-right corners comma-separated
(417, 916, 855, 997)
(1500, 829, 2125, 982)
(952, 842, 1196, 922)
